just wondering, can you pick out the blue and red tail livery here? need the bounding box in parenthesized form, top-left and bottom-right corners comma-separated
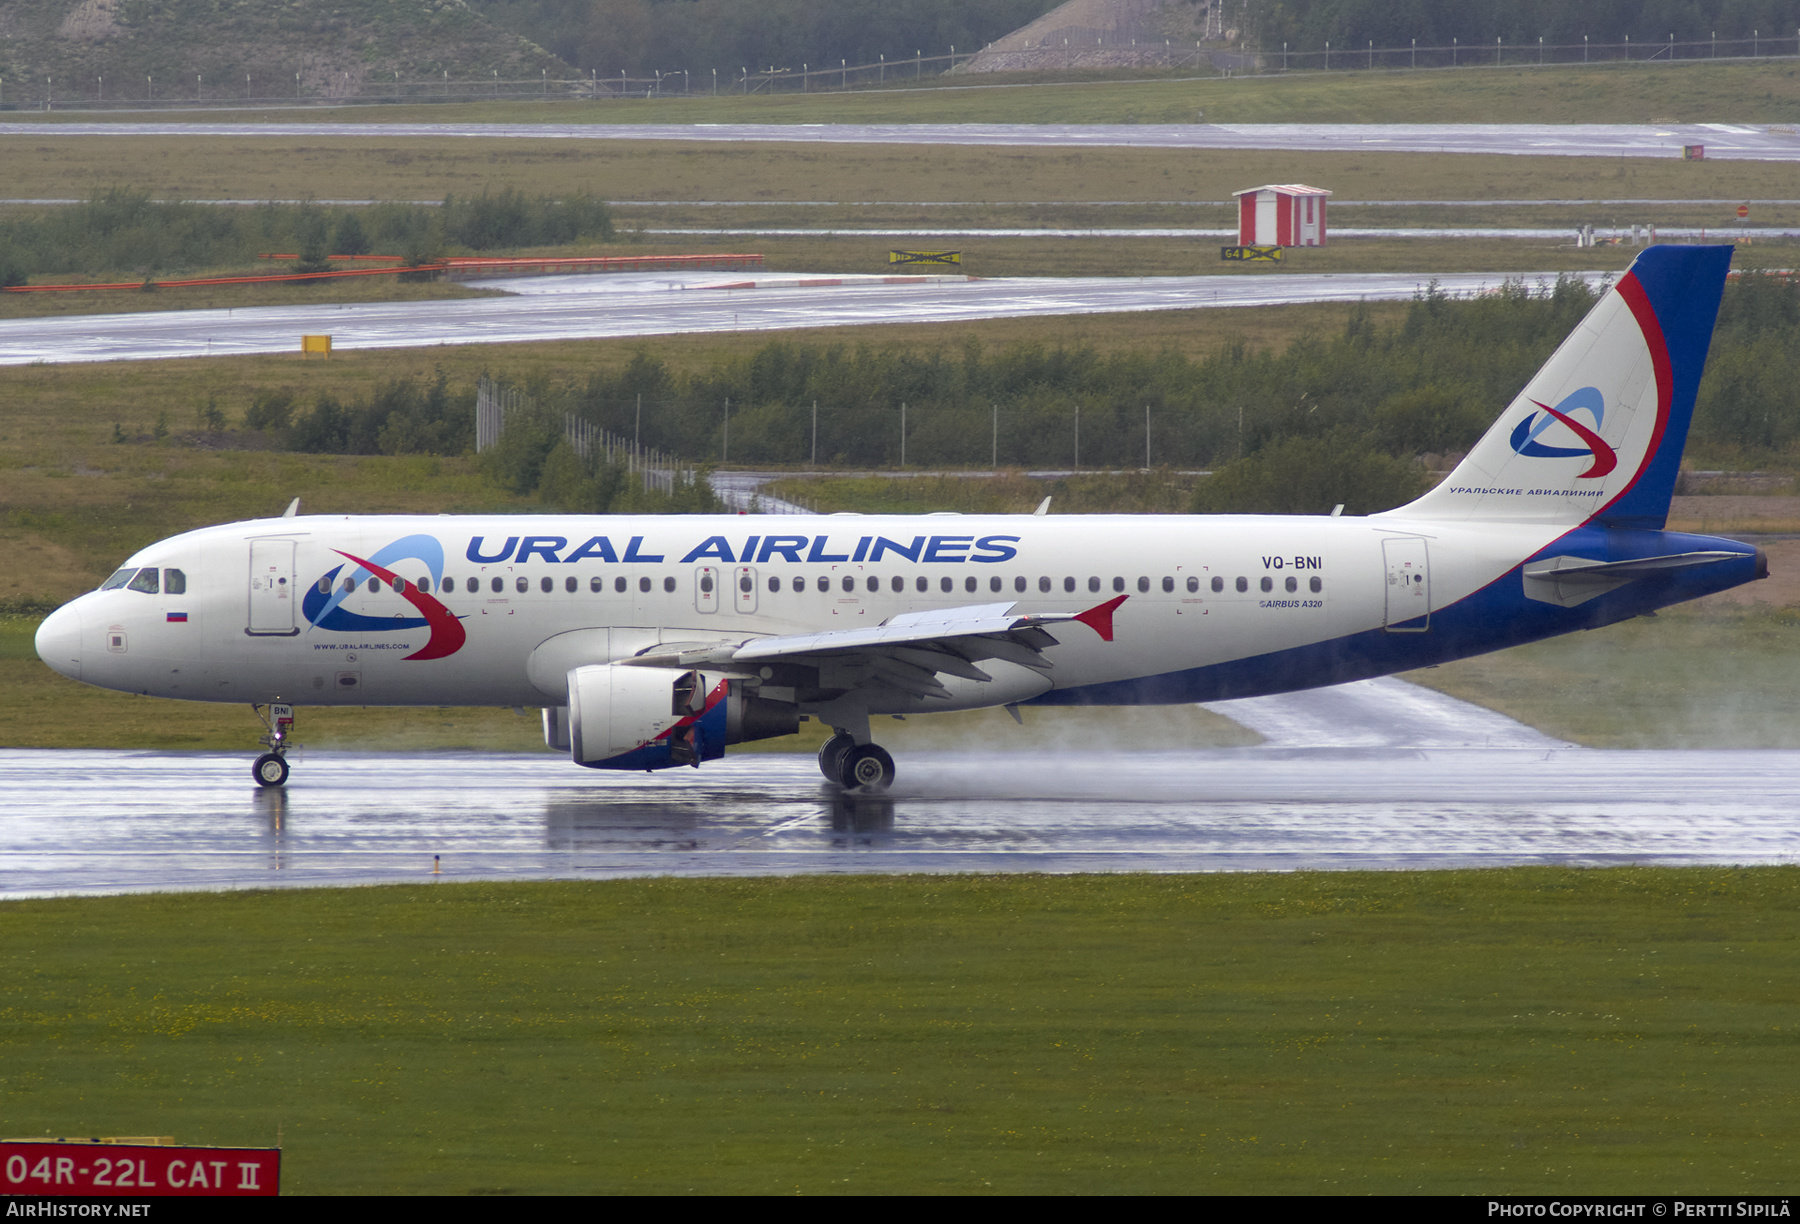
(1397, 244, 1730, 531)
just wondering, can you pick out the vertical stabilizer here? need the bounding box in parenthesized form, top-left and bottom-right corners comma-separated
(1384, 245, 1732, 529)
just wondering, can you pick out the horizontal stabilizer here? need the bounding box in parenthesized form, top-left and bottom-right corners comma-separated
(1522, 550, 1742, 607)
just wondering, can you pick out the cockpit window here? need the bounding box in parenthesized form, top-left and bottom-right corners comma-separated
(100, 569, 135, 591)
(126, 568, 160, 594)
(163, 568, 186, 595)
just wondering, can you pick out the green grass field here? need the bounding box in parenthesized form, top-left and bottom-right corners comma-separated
(3, 870, 1796, 1194)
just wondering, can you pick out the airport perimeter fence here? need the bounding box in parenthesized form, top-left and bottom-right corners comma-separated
(1264, 31, 1800, 73)
(9, 30, 1799, 110)
(474, 376, 824, 511)
(0, 52, 978, 110)
(477, 376, 690, 500)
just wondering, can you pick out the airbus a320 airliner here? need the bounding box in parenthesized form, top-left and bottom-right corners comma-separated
(35, 246, 1764, 790)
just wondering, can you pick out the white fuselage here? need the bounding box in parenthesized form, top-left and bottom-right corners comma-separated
(37, 510, 1573, 713)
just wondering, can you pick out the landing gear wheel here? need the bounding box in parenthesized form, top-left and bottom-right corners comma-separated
(840, 744, 895, 792)
(818, 732, 856, 783)
(252, 752, 289, 788)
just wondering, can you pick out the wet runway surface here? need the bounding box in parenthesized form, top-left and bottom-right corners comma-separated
(8, 745, 1798, 899)
(6, 121, 1798, 161)
(0, 270, 1593, 365)
(4, 682, 1794, 897)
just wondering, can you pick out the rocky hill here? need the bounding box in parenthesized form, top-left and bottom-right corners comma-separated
(962, 0, 1224, 73)
(0, 0, 569, 106)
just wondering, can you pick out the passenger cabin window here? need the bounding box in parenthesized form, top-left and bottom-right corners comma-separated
(127, 568, 160, 594)
(1162, 577, 1175, 593)
(491, 577, 504, 593)
(916, 576, 929, 593)
(1235, 577, 1248, 593)
(1187, 577, 1199, 593)
(616, 577, 628, 594)
(1260, 577, 1274, 592)
(368, 577, 381, 594)
(892, 576, 905, 593)
(1310, 576, 1323, 593)
(317, 576, 332, 595)
(819, 577, 831, 593)
(842, 576, 856, 593)
(1285, 576, 1297, 593)
(1063, 577, 1076, 593)
(1211, 576, 1223, 593)
(591, 577, 605, 593)
(1138, 577, 1151, 593)
(965, 576, 977, 593)
(769, 576, 781, 593)
(1015, 576, 1027, 593)
(990, 576, 1002, 593)
(940, 577, 953, 593)
(867, 576, 880, 593)
(1038, 576, 1051, 593)
(663, 576, 677, 593)
(468, 577, 481, 594)
(417, 577, 431, 594)
(639, 577, 652, 593)
(1112, 577, 1125, 593)
(1088, 577, 1100, 593)
(516, 577, 529, 594)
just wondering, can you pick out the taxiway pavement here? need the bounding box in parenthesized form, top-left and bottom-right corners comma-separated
(5, 121, 1798, 161)
(0, 269, 1598, 365)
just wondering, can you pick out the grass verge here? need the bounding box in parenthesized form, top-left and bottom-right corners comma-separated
(3, 869, 1796, 1193)
(2, 138, 1794, 217)
(1406, 603, 1800, 748)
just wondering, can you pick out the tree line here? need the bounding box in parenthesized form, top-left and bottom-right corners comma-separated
(0, 188, 614, 284)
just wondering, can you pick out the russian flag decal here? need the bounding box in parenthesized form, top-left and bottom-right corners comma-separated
(167, 612, 188, 623)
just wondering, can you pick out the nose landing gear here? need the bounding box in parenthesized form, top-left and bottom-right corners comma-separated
(252, 751, 290, 787)
(251, 702, 296, 788)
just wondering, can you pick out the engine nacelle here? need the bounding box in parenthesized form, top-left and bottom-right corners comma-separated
(565, 666, 799, 771)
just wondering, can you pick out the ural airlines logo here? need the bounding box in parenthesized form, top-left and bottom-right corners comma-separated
(1508, 386, 1617, 479)
(301, 533, 466, 661)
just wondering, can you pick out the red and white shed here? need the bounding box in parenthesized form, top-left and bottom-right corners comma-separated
(1233, 184, 1332, 247)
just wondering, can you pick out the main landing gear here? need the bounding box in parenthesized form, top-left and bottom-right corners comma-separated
(251, 702, 296, 788)
(817, 731, 896, 792)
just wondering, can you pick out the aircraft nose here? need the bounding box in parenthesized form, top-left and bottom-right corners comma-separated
(35, 601, 84, 682)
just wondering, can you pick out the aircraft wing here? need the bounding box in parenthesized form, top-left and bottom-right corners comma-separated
(618, 596, 1125, 701)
